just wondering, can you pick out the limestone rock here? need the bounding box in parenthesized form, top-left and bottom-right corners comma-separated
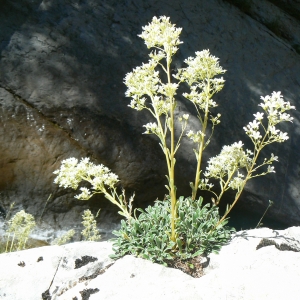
(0, 241, 114, 300)
(1, 227, 300, 299)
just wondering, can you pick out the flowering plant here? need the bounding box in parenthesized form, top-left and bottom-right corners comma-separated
(124, 16, 226, 242)
(53, 157, 134, 220)
(124, 16, 295, 239)
(5, 210, 36, 252)
(53, 16, 295, 266)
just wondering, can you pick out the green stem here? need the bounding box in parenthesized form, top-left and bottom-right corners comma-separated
(9, 233, 16, 253)
(104, 192, 131, 220)
(216, 169, 237, 205)
(255, 201, 273, 228)
(5, 233, 11, 253)
(166, 53, 177, 243)
(192, 90, 210, 200)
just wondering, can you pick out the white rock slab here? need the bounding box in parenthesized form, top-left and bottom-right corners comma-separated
(0, 241, 114, 300)
(1, 228, 300, 300)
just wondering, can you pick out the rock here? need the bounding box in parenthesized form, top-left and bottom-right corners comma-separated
(0, 241, 114, 300)
(1, 227, 300, 299)
(0, 0, 300, 235)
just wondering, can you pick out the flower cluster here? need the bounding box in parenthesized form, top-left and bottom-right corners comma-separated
(243, 119, 262, 140)
(204, 141, 252, 178)
(243, 91, 295, 144)
(175, 50, 226, 84)
(178, 114, 190, 122)
(158, 82, 179, 98)
(182, 85, 218, 110)
(138, 16, 183, 55)
(125, 60, 160, 111)
(211, 113, 221, 126)
(227, 172, 245, 190)
(260, 91, 295, 124)
(174, 50, 226, 109)
(198, 178, 214, 190)
(7, 210, 36, 236)
(53, 157, 119, 200)
(152, 95, 171, 116)
(203, 142, 251, 188)
(143, 122, 160, 135)
(54, 158, 133, 220)
(186, 130, 204, 144)
(125, 16, 185, 147)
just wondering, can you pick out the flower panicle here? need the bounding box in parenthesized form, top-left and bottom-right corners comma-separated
(138, 16, 183, 55)
(53, 157, 119, 200)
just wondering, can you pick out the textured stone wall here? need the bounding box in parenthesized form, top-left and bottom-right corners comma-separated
(0, 0, 300, 232)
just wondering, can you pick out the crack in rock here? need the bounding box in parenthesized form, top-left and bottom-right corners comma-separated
(79, 262, 114, 282)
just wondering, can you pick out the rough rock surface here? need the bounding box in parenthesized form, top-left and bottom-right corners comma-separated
(1, 227, 300, 299)
(0, 0, 300, 234)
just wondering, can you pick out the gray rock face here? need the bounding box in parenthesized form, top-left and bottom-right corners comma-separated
(0, 0, 300, 234)
(1, 227, 300, 300)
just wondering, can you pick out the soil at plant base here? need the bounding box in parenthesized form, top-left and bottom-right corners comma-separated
(166, 255, 204, 278)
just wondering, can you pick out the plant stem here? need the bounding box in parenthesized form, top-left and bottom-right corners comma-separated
(104, 192, 131, 220)
(216, 169, 237, 205)
(166, 53, 177, 242)
(38, 194, 52, 224)
(255, 200, 273, 228)
(192, 84, 210, 200)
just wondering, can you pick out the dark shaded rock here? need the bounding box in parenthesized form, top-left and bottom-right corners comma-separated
(74, 255, 98, 269)
(256, 236, 300, 251)
(17, 261, 25, 267)
(79, 288, 99, 300)
(0, 0, 300, 235)
(41, 289, 51, 300)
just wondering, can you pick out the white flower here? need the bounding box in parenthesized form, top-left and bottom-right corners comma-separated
(210, 113, 221, 125)
(149, 50, 166, 62)
(279, 112, 293, 122)
(228, 172, 245, 190)
(199, 178, 214, 190)
(270, 153, 278, 162)
(259, 91, 295, 125)
(186, 130, 203, 143)
(143, 122, 160, 135)
(253, 112, 264, 121)
(249, 120, 260, 130)
(251, 130, 262, 140)
(269, 126, 279, 135)
(267, 165, 275, 173)
(278, 131, 289, 141)
(75, 187, 91, 200)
